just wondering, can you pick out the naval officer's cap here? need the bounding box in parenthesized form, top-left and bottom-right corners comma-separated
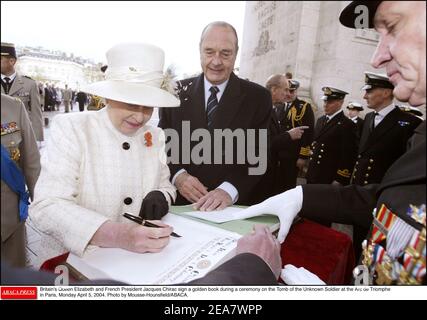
(288, 79, 300, 91)
(362, 71, 394, 90)
(321, 86, 348, 101)
(347, 102, 364, 111)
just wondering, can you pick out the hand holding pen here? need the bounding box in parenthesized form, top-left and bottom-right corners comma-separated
(123, 213, 181, 238)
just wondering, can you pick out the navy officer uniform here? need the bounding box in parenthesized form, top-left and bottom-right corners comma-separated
(351, 72, 422, 186)
(275, 80, 314, 191)
(306, 86, 358, 185)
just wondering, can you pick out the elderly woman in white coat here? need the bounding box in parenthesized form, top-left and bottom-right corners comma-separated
(30, 43, 180, 264)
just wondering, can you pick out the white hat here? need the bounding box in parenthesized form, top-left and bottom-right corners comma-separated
(82, 43, 180, 108)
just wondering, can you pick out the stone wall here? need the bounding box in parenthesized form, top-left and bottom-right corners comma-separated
(239, 1, 382, 118)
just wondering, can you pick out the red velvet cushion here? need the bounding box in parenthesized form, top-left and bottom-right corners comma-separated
(281, 219, 355, 285)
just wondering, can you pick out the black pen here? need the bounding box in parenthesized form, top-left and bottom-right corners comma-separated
(122, 213, 181, 238)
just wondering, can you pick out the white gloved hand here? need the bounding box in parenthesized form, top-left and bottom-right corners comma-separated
(232, 186, 303, 243)
(281, 264, 326, 285)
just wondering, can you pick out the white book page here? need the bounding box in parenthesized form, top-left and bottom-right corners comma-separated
(67, 213, 241, 285)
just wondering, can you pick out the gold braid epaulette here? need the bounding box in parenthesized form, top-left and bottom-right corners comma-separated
(287, 101, 308, 128)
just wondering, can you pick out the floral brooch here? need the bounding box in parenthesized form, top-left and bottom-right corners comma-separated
(144, 131, 153, 147)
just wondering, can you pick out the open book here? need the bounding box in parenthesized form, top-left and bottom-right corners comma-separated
(171, 205, 280, 235)
(67, 213, 241, 285)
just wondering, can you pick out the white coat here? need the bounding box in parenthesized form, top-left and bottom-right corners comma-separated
(29, 107, 176, 264)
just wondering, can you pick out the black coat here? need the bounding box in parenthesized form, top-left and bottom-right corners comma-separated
(159, 73, 272, 205)
(76, 91, 87, 104)
(354, 116, 365, 138)
(306, 111, 359, 185)
(252, 109, 294, 201)
(352, 107, 422, 186)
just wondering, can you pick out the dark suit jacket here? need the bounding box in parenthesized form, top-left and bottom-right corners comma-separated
(306, 111, 358, 185)
(301, 121, 426, 231)
(1, 253, 278, 285)
(354, 116, 365, 138)
(251, 109, 294, 201)
(352, 107, 422, 185)
(159, 73, 272, 205)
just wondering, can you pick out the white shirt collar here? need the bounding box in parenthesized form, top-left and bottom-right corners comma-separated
(327, 109, 343, 121)
(350, 116, 359, 123)
(204, 76, 229, 109)
(374, 102, 395, 127)
(1, 72, 17, 82)
(376, 102, 395, 118)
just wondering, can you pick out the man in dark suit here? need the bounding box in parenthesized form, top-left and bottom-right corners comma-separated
(346, 102, 365, 138)
(277, 79, 314, 190)
(352, 72, 422, 187)
(306, 86, 358, 186)
(239, 0, 426, 285)
(159, 21, 272, 210)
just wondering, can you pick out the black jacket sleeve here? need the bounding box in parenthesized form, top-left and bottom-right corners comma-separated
(300, 183, 378, 229)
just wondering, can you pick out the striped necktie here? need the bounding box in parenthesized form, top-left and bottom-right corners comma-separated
(3, 77, 11, 94)
(206, 86, 219, 128)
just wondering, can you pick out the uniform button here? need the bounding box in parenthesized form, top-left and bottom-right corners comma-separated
(369, 159, 374, 163)
(321, 144, 325, 147)
(320, 149, 324, 153)
(317, 161, 321, 164)
(309, 157, 313, 161)
(124, 197, 133, 205)
(355, 161, 359, 165)
(318, 155, 322, 159)
(354, 169, 357, 172)
(365, 174, 369, 177)
(358, 155, 362, 159)
(364, 181, 368, 185)
(367, 166, 371, 170)
(122, 142, 130, 150)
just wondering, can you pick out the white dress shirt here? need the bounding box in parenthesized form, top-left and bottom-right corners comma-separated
(374, 102, 395, 127)
(326, 109, 343, 121)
